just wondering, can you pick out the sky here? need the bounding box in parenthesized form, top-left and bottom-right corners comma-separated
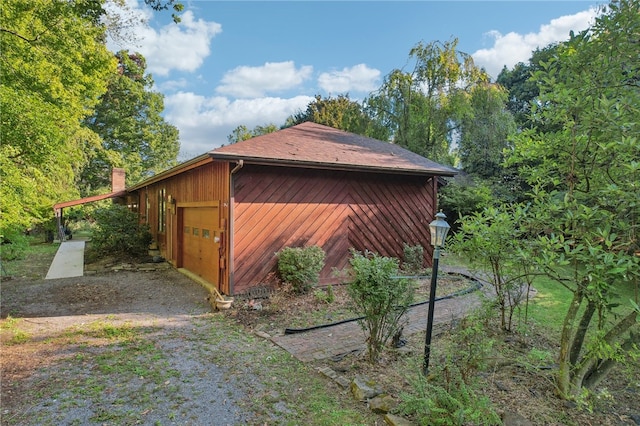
(106, 1, 604, 160)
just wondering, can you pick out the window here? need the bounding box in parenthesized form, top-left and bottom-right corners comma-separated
(158, 188, 166, 233)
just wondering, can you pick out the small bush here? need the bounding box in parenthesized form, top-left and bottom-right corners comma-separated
(276, 245, 326, 294)
(346, 249, 415, 362)
(397, 363, 500, 426)
(402, 243, 424, 274)
(313, 285, 335, 304)
(91, 204, 152, 259)
(0, 227, 30, 261)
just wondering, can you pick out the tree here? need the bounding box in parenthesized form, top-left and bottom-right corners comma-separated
(450, 204, 533, 332)
(287, 94, 390, 140)
(227, 123, 279, 144)
(457, 83, 516, 179)
(508, 0, 640, 399)
(0, 0, 114, 231)
(366, 38, 487, 163)
(81, 51, 180, 193)
(496, 44, 560, 130)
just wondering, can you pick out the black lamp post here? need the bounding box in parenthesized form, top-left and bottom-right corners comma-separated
(423, 211, 450, 376)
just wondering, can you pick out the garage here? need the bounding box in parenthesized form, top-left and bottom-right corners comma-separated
(180, 203, 220, 286)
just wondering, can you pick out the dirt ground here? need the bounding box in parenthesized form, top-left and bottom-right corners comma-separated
(0, 265, 266, 425)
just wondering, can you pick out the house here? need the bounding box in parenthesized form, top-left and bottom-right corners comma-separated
(59, 122, 457, 296)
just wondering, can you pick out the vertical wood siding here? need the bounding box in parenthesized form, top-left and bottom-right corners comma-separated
(131, 161, 231, 293)
(232, 165, 437, 295)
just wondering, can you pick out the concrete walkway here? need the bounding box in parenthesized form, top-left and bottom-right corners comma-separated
(45, 240, 85, 279)
(271, 266, 492, 362)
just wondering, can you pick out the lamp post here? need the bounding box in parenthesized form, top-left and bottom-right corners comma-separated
(423, 211, 450, 376)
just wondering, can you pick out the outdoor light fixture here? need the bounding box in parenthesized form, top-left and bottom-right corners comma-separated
(423, 211, 450, 376)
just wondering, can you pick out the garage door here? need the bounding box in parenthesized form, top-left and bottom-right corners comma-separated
(182, 205, 220, 286)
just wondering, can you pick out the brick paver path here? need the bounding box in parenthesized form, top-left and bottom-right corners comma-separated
(271, 267, 492, 362)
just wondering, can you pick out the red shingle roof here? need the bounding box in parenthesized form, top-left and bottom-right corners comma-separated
(209, 122, 457, 176)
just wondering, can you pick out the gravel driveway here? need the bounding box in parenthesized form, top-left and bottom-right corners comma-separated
(1, 267, 275, 425)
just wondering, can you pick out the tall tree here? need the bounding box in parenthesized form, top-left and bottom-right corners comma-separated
(366, 38, 487, 163)
(287, 94, 389, 140)
(0, 0, 114, 230)
(457, 83, 516, 179)
(509, 0, 639, 399)
(496, 44, 561, 130)
(81, 51, 180, 193)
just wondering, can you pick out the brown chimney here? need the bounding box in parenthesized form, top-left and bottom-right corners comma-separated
(111, 168, 125, 192)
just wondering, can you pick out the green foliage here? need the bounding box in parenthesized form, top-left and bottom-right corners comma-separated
(313, 285, 335, 304)
(1, 0, 115, 230)
(227, 123, 279, 143)
(505, 0, 640, 398)
(398, 365, 500, 426)
(81, 51, 179, 193)
(287, 94, 390, 140)
(0, 227, 29, 261)
(91, 204, 152, 259)
(450, 204, 533, 331)
(276, 246, 326, 294)
(398, 304, 499, 425)
(401, 243, 424, 274)
(346, 250, 415, 362)
(366, 38, 488, 163)
(438, 177, 493, 229)
(457, 83, 516, 179)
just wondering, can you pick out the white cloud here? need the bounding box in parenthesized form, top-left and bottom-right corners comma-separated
(318, 64, 381, 94)
(157, 78, 189, 92)
(106, 2, 221, 77)
(216, 61, 313, 98)
(164, 92, 314, 158)
(472, 8, 599, 79)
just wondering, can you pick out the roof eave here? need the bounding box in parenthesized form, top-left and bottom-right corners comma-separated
(209, 153, 457, 177)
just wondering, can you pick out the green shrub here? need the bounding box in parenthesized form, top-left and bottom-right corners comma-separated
(313, 285, 335, 304)
(277, 245, 326, 294)
(397, 364, 500, 426)
(397, 303, 499, 425)
(91, 204, 152, 258)
(346, 249, 414, 362)
(0, 227, 30, 261)
(402, 243, 424, 274)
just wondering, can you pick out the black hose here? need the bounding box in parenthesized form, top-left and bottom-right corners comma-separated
(283, 272, 483, 335)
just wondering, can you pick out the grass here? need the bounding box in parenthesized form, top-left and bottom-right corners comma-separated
(198, 314, 377, 425)
(1, 237, 59, 278)
(0, 316, 31, 345)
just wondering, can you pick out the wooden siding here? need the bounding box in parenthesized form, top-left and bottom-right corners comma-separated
(132, 161, 232, 294)
(232, 165, 437, 295)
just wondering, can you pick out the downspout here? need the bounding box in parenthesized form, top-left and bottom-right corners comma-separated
(227, 160, 244, 294)
(231, 159, 244, 174)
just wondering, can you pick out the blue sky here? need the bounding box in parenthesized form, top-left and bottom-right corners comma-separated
(107, 1, 603, 160)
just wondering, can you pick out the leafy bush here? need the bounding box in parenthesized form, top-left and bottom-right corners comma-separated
(276, 245, 326, 294)
(91, 204, 152, 258)
(397, 305, 499, 425)
(0, 227, 30, 261)
(402, 243, 424, 274)
(314, 285, 335, 304)
(397, 364, 500, 426)
(346, 249, 415, 362)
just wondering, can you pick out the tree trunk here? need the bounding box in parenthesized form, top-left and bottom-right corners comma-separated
(569, 310, 638, 396)
(570, 300, 596, 365)
(557, 290, 584, 397)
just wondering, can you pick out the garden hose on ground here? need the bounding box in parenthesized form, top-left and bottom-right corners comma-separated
(283, 272, 483, 335)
